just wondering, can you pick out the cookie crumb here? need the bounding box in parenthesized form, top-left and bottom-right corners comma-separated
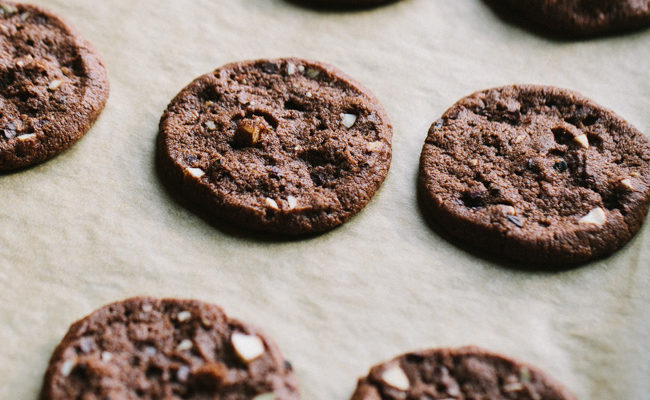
(579, 207, 606, 226)
(574, 134, 589, 148)
(185, 167, 205, 179)
(341, 113, 357, 128)
(231, 332, 265, 362)
(176, 339, 193, 351)
(381, 364, 410, 391)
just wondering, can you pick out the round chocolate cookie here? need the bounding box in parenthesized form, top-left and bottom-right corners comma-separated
(419, 85, 650, 266)
(0, 2, 109, 171)
(351, 347, 577, 400)
(41, 297, 299, 400)
(498, 0, 650, 36)
(158, 58, 392, 235)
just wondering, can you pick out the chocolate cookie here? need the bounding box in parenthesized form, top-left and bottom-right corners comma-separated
(419, 85, 650, 266)
(498, 0, 650, 36)
(158, 58, 392, 235)
(0, 2, 109, 171)
(41, 297, 299, 400)
(351, 347, 577, 400)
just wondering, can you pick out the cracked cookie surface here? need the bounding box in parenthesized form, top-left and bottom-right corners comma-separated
(499, 0, 650, 36)
(419, 85, 650, 266)
(158, 58, 392, 235)
(41, 297, 299, 400)
(351, 347, 577, 400)
(0, 1, 108, 170)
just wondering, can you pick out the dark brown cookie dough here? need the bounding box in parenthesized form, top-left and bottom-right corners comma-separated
(351, 347, 577, 400)
(419, 85, 650, 266)
(41, 297, 299, 400)
(499, 0, 650, 36)
(158, 58, 392, 235)
(0, 1, 109, 170)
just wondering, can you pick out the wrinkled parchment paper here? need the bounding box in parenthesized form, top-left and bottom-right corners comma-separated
(1, 0, 649, 399)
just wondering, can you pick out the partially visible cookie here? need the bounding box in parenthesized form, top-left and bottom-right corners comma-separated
(419, 85, 650, 266)
(351, 347, 577, 400)
(498, 0, 650, 36)
(41, 297, 299, 400)
(158, 58, 392, 235)
(0, 1, 109, 170)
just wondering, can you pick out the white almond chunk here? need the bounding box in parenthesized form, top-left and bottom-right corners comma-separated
(579, 207, 606, 227)
(16, 60, 24, 67)
(176, 339, 193, 351)
(305, 91, 312, 98)
(286, 63, 296, 75)
(186, 167, 205, 179)
(341, 113, 357, 129)
(367, 141, 383, 152)
(620, 178, 635, 190)
(469, 159, 478, 167)
(205, 120, 217, 130)
(231, 332, 265, 362)
(142, 304, 153, 312)
(253, 394, 276, 400)
(514, 134, 526, 144)
(503, 382, 524, 392)
(101, 351, 113, 362)
(177, 365, 190, 382)
(381, 364, 410, 391)
(60, 358, 77, 377)
(48, 79, 64, 90)
(305, 68, 320, 78)
(574, 134, 589, 148)
(17, 133, 36, 141)
(287, 195, 298, 210)
(265, 198, 280, 210)
(500, 205, 516, 215)
(297, 65, 305, 73)
(177, 311, 192, 322)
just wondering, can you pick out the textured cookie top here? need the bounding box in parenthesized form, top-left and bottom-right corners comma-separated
(0, 1, 108, 170)
(159, 58, 392, 234)
(351, 347, 577, 400)
(501, 0, 650, 36)
(41, 297, 299, 400)
(419, 85, 650, 265)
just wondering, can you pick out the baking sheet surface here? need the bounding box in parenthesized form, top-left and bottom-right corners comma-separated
(1, 0, 649, 399)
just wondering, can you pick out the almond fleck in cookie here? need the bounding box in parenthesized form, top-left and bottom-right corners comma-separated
(158, 58, 392, 235)
(41, 297, 299, 400)
(498, 0, 650, 36)
(0, 1, 109, 170)
(419, 85, 650, 266)
(351, 347, 577, 400)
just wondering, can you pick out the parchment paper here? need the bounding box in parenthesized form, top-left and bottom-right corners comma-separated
(1, 0, 648, 399)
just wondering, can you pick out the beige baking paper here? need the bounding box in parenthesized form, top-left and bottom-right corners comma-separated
(1, 0, 649, 399)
